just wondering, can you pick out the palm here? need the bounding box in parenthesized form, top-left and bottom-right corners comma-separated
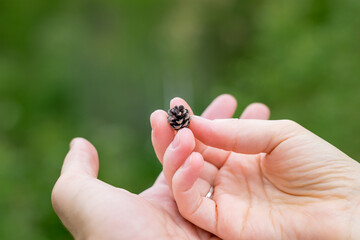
(212, 151, 357, 239)
(172, 120, 360, 240)
(77, 176, 216, 239)
(53, 173, 216, 239)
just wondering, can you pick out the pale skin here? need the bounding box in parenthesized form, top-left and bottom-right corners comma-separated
(155, 99, 360, 239)
(51, 94, 269, 239)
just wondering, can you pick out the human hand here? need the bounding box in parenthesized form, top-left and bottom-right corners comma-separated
(159, 109, 360, 239)
(51, 94, 269, 239)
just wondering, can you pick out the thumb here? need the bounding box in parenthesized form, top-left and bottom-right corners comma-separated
(61, 137, 99, 178)
(189, 117, 303, 155)
(51, 138, 100, 237)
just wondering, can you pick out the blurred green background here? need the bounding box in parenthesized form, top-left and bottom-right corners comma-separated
(0, 0, 360, 239)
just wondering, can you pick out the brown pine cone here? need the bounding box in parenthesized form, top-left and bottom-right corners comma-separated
(167, 105, 190, 130)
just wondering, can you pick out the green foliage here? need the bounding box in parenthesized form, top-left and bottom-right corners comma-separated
(0, 0, 359, 238)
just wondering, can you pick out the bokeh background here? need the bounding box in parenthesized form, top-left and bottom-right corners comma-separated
(0, 0, 360, 239)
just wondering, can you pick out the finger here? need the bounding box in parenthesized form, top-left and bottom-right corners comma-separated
(195, 102, 271, 168)
(240, 102, 270, 119)
(201, 94, 237, 119)
(192, 94, 236, 168)
(195, 176, 215, 197)
(199, 161, 218, 186)
(163, 128, 196, 188)
(190, 117, 302, 155)
(172, 152, 218, 234)
(151, 94, 237, 163)
(150, 97, 195, 164)
(192, 93, 237, 169)
(52, 138, 100, 236)
(170, 97, 194, 115)
(195, 142, 231, 168)
(151, 94, 237, 169)
(162, 128, 218, 195)
(150, 110, 175, 163)
(60, 137, 99, 178)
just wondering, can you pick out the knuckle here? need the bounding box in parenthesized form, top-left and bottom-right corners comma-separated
(51, 174, 76, 208)
(51, 173, 86, 215)
(280, 119, 301, 130)
(51, 178, 65, 212)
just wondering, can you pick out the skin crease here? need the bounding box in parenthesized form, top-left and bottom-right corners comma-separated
(51, 94, 270, 239)
(156, 104, 360, 239)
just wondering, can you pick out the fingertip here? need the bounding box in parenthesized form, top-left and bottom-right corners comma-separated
(151, 110, 175, 163)
(150, 110, 168, 130)
(70, 137, 98, 156)
(70, 137, 85, 149)
(201, 94, 237, 119)
(190, 115, 211, 130)
(240, 102, 271, 120)
(62, 137, 99, 178)
(177, 127, 194, 137)
(218, 94, 237, 108)
(170, 97, 194, 115)
(189, 116, 207, 132)
(250, 102, 270, 115)
(170, 97, 184, 105)
(165, 128, 195, 155)
(176, 128, 196, 147)
(188, 152, 204, 169)
(150, 110, 173, 141)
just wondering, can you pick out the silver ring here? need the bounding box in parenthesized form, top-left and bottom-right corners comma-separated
(205, 186, 214, 199)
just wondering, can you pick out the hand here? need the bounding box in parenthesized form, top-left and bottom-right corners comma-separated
(51, 94, 270, 239)
(159, 110, 360, 239)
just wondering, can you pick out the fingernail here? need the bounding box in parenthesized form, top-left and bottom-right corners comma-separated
(171, 133, 181, 149)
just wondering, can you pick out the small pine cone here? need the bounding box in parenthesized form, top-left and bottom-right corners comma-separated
(167, 105, 191, 130)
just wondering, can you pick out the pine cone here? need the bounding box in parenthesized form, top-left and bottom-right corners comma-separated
(167, 105, 191, 130)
